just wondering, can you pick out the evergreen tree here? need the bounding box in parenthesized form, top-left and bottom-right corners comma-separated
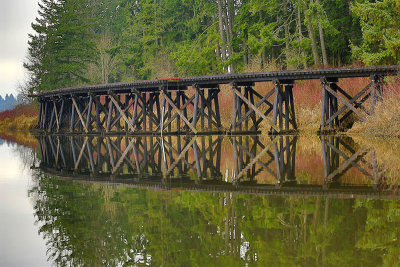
(24, 0, 400, 92)
(351, 0, 400, 65)
(25, 0, 96, 92)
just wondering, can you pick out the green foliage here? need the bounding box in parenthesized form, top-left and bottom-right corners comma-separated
(25, 0, 96, 91)
(351, 0, 400, 65)
(24, 0, 399, 92)
(29, 173, 400, 266)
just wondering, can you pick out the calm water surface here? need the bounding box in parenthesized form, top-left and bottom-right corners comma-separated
(1, 135, 400, 266)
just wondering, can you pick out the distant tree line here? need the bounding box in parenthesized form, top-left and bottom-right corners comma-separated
(0, 94, 20, 112)
(24, 0, 400, 93)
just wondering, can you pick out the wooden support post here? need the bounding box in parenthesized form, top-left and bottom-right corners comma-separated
(48, 100, 55, 132)
(176, 91, 181, 132)
(320, 78, 327, 131)
(193, 85, 199, 128)
(95, 95, 101, 131)
(200, 89, 205, 131)
(149, 93, 154, 132)
(142, 93, 147, 132)
(132, 94, 138, 128)
(86, 95, 93, 131)
(58, 99, 65, 131)
(160, 91, 166, 135)
(288, 85, 297, 129)
(244, 87, 249, 131)
(231, 84, 237, 131)
(272, 79, 280, 133)
(284, 85, 290, 131)
(70, 99, 75, 132)
(37, 101, 43, 128)
(214, 89, 222, 128)
(370, 74, 384, 114)
(106, 97, 113, 132)
(237, 86, 242, 131)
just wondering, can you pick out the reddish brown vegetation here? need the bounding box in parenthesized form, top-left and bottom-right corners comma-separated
(0, 103, 38, 120)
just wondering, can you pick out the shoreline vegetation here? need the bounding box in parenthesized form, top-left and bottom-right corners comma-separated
(2, 75, 399, 138)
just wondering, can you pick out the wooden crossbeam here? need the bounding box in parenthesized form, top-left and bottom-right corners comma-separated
(323, 84, 366, 120)
(74, 137, 88, 170)
(233, 89, 280, 132)
(162, 93, 195, 131)
(325, 82, 372, 125)
(234, 140, 276, 178)
(235, 88, 275, 127)
(162, 138, 197, 173)
(236, 136, 278, 179)
(53, 101, 59, 129)
(332, 83, 371, 115)
(71, 97, 88, 133)
(109, 92, 135, 132)
(325, 141, 372, 177)
(326, 147, 370, 180)
(161, 91, 198, 133)
(112, 137, 136, 174)
(166, 137, 198, 175)
(58, 99, 65, 130)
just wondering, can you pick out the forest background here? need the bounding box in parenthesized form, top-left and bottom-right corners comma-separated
(23, 0, 400, 93)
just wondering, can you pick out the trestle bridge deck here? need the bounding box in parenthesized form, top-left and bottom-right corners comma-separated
(34, 66, 399, 134)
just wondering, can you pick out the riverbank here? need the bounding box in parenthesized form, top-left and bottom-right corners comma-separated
(0, 104, 38, 132)
(349, 84, 400, 137)
(2, 77, 400, 137)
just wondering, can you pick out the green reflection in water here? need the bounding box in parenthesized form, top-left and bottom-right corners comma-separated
(28, 171, 400, 267)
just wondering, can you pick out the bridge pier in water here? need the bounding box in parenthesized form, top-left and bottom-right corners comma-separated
(35, 66, 397, 135)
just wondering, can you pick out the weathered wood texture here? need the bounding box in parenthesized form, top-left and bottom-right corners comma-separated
(37, 134, 386, 195)
(35, 66, 395, 135)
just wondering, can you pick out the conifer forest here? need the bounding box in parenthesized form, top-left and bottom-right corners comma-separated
(24, 0, 400, 93)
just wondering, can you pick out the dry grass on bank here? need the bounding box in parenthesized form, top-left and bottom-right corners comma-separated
(0, 104, 38, 132)
(350, 86, 400, 137)
(352, 136, 400, 184)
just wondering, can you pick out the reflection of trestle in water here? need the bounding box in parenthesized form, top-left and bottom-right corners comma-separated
(320, 136, 383, 189)
(38, 135, 224, 179)
(230, 135, 297, 186)
(36, 134, 398, 198)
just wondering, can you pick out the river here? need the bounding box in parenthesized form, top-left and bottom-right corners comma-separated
(1, 134, 400, 266)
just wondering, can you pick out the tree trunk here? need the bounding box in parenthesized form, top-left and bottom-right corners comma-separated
(284, 0, 292, 69)
(305, 8, 320, 66)
(298, 7, 308, 69)
(217, 0, 227, 70)
(316, 0, 328, 67)
(223, 0, 234, 72)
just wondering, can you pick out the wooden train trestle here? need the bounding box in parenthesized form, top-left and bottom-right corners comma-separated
(35, 66, 397, 135)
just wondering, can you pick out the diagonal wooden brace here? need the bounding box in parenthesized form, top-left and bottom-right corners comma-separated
(71, 97, 88, 133)
(109, 92, 135, 132)
(161, 90, 198, 133)
(233, 89, 280, 132)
